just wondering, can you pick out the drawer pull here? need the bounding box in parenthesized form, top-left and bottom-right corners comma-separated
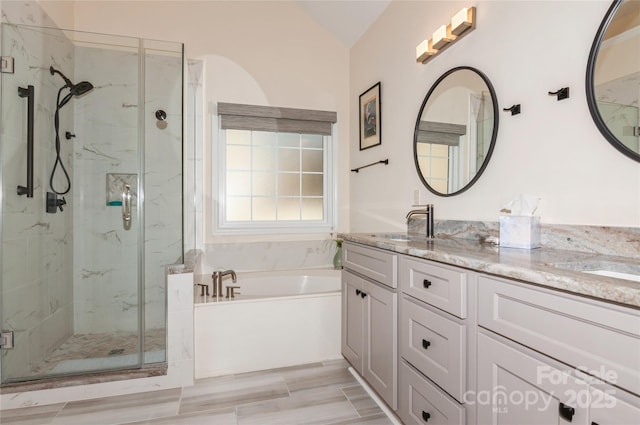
(559, 403, 575, 422)
(423, 279, 432, 288)
(421, 411, 431, 422)
(422, 339, 431, 349)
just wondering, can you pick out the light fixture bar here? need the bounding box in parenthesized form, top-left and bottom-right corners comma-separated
(415, 6, 476, 64)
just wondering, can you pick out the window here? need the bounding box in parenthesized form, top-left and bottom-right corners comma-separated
(215, 103, 337, 234)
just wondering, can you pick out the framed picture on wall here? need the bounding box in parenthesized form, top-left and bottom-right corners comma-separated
(359, 82, 381, 150)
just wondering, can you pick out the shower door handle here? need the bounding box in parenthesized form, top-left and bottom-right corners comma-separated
(122, 184, 132, 228)
(17, 85, 34, 198)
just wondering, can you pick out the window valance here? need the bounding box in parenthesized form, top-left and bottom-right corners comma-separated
(218, 102, 337, 136)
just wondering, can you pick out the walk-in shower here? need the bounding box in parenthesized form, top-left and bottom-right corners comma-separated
(0, 23, 184, 385)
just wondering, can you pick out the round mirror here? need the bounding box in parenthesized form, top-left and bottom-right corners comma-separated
(413, 66, 498, 196)
(586, 0, 640, 162)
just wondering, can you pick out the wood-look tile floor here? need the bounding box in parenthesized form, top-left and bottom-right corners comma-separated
(1, 359, 396, 425)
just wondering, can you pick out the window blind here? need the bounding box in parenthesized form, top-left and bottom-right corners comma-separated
(218, 102, 337, 136)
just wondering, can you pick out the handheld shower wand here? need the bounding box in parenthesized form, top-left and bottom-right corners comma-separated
(49, 65, 94, 195)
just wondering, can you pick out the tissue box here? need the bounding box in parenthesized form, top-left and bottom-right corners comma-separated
(499, 216, 541, 249)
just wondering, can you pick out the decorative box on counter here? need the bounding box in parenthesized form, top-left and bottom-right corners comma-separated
(499, 215, 541, 249)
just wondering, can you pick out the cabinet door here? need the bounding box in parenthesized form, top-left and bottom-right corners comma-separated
(341, 271, 364, 373)
(477, 332, 589, 425)
(589, 386, 640, 425)
(363, 280, 398, 410)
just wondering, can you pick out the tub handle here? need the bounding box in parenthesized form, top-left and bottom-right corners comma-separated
(196, 283, 210, 297)
(226, 285, 241, 299)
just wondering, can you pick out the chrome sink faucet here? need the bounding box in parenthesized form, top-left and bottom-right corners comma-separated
(406, 204, 434, 238)
(211, 269, 237, 298)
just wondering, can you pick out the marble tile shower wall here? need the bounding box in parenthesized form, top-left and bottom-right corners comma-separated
(1, 24, 75, 378)
(72, 46, 140, 334)
(143, 50, 183, 332)
(72, 46, 183, 333)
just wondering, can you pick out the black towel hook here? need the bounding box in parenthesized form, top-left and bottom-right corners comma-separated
(503, 104, 521, 116)
(548, 87, 570, 101)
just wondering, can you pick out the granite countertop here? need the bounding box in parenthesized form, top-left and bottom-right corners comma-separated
(338, 233, 640, 309)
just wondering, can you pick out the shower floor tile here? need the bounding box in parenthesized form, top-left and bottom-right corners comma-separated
(0, 359, 397, 425)
(32, 329, 166, 375)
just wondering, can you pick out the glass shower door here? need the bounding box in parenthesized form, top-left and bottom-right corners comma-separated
(0, 24, 144, 382)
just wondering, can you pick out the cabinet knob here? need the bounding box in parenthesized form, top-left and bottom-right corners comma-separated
(361, 292, 367, 298)
(559, 403, 575, 422)
(355, 289, 361, 296)
(423, 279, 432, 288)
(422, 339, 431, 349)
(422, 411, 431, 422)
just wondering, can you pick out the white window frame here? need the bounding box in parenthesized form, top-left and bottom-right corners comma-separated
(212, 122, 336, 236)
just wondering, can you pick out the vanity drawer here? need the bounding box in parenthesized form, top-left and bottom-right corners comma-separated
(400, 296, 466, 402)
(399, 255, 467, 318)
(398, 359, 465, 425)
(477, 275, 640, 395)
(342, 242, 397, 288)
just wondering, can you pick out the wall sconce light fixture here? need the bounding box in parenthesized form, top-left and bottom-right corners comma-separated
(416, 7, 476, 64)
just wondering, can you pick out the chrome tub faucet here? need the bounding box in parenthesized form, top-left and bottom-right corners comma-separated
(211, 269, 237, 298)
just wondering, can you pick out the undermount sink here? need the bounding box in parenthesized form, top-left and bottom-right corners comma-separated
(549, 260, 640, 283)
(583, 270, 640, 283)
(370, 233, 435, 242)
(370, 233, 413, 241)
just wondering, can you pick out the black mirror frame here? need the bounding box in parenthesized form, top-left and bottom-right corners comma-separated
(586, 0, 640, 163)
(413, 66, 499, 197)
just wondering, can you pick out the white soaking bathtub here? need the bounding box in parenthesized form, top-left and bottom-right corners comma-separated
(194, 268, 342, 378)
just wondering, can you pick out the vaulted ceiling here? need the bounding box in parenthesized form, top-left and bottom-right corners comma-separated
(295, 0, 392, 47)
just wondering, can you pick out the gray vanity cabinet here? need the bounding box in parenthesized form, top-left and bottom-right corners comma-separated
(340, 236, 640, 424)
(341, 242, 398, 409)
(477, 275, 640, 424)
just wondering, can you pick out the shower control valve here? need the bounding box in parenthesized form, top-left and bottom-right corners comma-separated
(46, 192, 66, 213)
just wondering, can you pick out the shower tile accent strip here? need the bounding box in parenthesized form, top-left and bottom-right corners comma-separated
(0, 359, 395, 425)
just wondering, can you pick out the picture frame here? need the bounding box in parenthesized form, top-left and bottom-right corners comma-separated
(359, 82, 381, 150)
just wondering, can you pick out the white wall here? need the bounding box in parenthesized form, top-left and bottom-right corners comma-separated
(350, 0, 640, 230)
